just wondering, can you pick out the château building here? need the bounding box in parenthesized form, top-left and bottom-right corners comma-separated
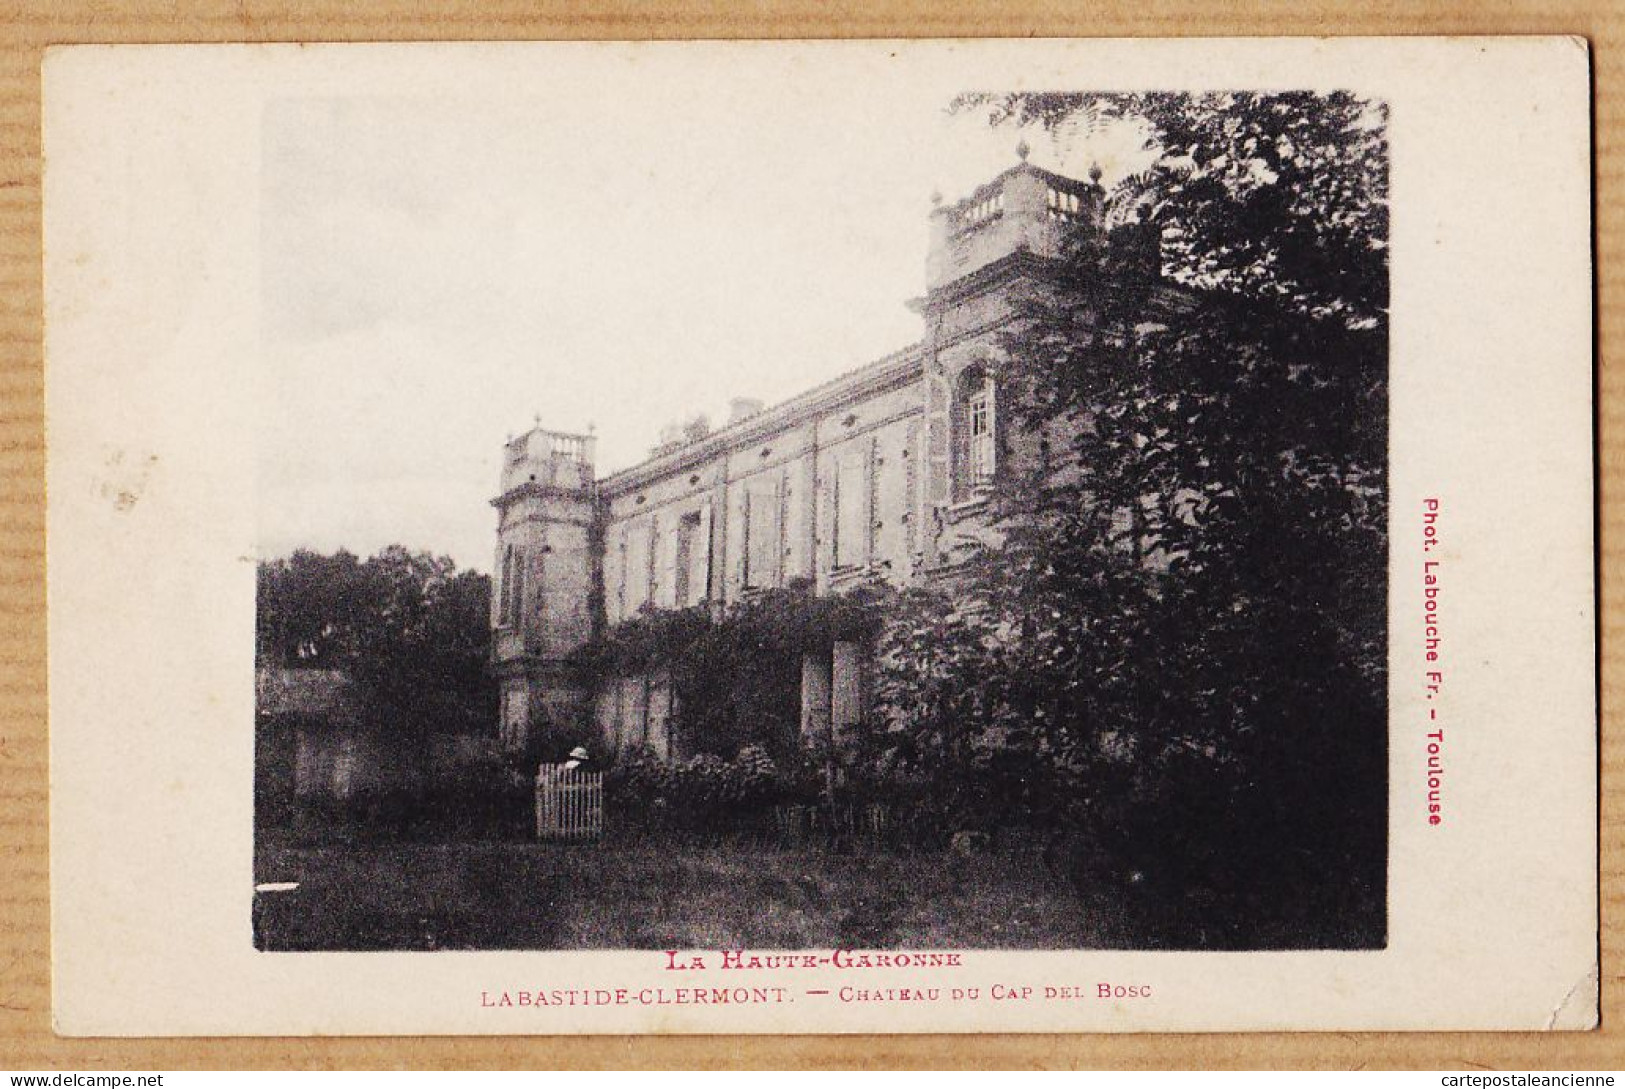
(490, 151, 1164, 759)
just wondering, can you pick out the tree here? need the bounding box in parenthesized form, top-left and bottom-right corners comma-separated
(256, 546, 497, 737)
(255, 547, 365, 668)
(878, 92, 1389, 945)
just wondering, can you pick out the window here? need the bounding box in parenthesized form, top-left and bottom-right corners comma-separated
(696, 503, 713, 602)
(834, 452, 868, 568)
(673, 507, 711, 607)
(625, 521, 652, 613)
(499, 545, 524, 627)
(510, 548, 525, 625)
(744, 481, 781, 588)
(498, 548, 511, 625)
(500, 688, 526, 750)
(962, 371, 997, 491)
(612, 532, 628, 621)
(968, 386, 993, 482)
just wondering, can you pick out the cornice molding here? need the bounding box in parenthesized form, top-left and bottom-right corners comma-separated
(490, 480, 597, 510)
(598, 345, 926, 498)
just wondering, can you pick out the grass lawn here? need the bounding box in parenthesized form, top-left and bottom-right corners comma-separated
(253, 837, 1108, 951)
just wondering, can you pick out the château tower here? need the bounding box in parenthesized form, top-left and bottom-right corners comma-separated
(914, 149, 1110, 566)
(490, 427, 598, 753)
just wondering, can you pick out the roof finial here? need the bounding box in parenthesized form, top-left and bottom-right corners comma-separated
(533, 411, 542, 429)
(1015, 137, 1031, 162)
(1088, 162, 1104, 184)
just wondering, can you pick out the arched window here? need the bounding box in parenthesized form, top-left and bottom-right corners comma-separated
(955, 365, 998, 499)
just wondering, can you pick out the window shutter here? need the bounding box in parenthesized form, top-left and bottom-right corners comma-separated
(986, 375, 998, 479)
(656, 514, 679, 607)
(624, 522, 651, 613)
(904, 419, 920, 554)
(741, 489, 753, 587)
(493, 544, 507, 628)
(509, 547, 525, 627)
(647, 518, 661, 607)
(835, 452, 867, 567)
(867, 436, 880, 560)
(696, 499, 713, 603)
(746, 481, 781, 588)
(775, 473, 787, 584)
(498, 548, 509, 625)
(926, 373, 951, 504)
(610, 532, 626, 623)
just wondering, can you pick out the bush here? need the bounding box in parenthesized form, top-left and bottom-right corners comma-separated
(605, 743, 793, 836)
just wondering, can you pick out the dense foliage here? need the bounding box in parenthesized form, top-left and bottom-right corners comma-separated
(860, 92, 1390, 946)
(604, 744, 797, 835)
(572, 581, 886, 761)
(256, 546, 497, 737)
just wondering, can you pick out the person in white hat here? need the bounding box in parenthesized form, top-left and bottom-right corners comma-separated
(562, 745, 590, 772)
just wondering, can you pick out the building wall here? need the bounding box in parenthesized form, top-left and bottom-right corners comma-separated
(493, 157, 1137, 765)
(588, 368, 930, 756)
(601, 378, 927, 619)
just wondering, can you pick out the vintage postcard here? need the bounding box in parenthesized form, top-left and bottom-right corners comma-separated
(43, 38, 1594, 1035)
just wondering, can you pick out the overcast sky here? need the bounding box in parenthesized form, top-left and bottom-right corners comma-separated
(255, 68, 1152, 573)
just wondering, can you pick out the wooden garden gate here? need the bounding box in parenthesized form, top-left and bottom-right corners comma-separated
(534, 764, 603, 841)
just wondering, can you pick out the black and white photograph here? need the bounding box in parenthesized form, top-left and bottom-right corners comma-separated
(249, 79, 1389, 954)
(44, 39, 1593, 1036)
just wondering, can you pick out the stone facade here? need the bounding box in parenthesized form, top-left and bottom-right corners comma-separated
(490, 156, 1154, 759)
